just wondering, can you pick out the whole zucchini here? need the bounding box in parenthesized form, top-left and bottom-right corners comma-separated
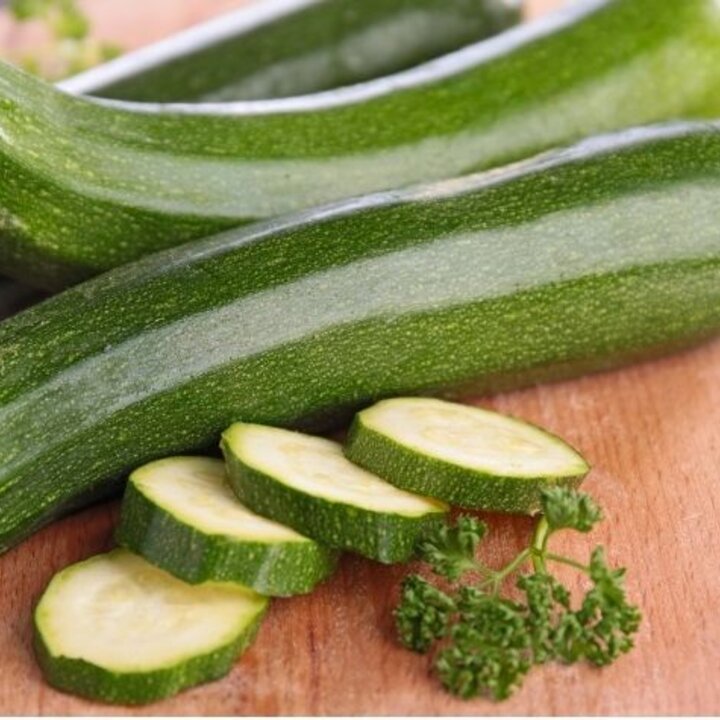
(2, 0, 720, 288)
(0, 0, 518, 310)
(60, 0, 520, 102)
(0, 121, 719, 552)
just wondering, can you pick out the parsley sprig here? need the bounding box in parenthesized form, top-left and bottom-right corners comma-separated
(395, 488, 641, 701)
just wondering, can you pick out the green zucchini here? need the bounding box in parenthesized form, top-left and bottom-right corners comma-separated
(116, 456, 337, 595)
(345, 398, 590, 513)
(1, 121, 719, 552)
(221, 423, 447, 563)
(34, 549, 268, 705)
(3, 0, 720, 288)
(61, 0, 520, 102)
(0, 0, 517, 304)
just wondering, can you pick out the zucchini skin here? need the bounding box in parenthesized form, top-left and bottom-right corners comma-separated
(61, 0, 520, 102)
(116, 476, 338, 596)
(0, 122, 719, 552)
(345, 416, 588, 514)
(0, 0, 519, 301)
(221, 432, 446, 564)
(3, 0, 720, 288)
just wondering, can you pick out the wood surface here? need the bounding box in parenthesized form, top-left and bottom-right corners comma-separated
(1, 0, 719, 715)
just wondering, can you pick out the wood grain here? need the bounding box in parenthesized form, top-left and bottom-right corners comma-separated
(1, 0, 719, 715)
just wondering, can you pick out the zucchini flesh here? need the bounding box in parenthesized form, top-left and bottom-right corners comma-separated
(116, 456, 337, 595)
(34, 549, 268, 705)
(345, 398, 590, 513)
(221, 423, 447, 563)
(3, 0, 720, 288)
(0, 122, 719, 552)
(60, 0, 520, 102)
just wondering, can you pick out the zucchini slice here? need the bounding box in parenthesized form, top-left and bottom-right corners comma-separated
(116, 456, 337, 596)
(345, 398, 590, 513)
(34, 549, 268, 705)
(221, 423, 447, 563)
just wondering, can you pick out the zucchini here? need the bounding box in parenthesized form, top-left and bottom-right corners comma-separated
(34, 549, 268, 705)
(221, 423, 447, 563)
(116, 456, 337, 595)
(61, 0, 520, 102)
(0, 121, 719, 553)
(3, 0, 720, 288)
(0, 0, 519, 298)
(345, 398, 590, 513)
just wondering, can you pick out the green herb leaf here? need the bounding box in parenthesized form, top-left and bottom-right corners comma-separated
(436, 590, 531, 700)
(573, 547, 641, 666)
(517, 572, 570, 663)
(540, 487, 603, 533)
(395, 574, 456, 653)
(417, 515, 487, 581)
(394, 489, 640, 701)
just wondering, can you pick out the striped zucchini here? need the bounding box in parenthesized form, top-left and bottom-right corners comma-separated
(116, 456, 337, 595)
(2, 0, 720, 288)
(61, 0, 520, 102)
(0, 0, 516, 306)
(0, 122, 719, 552)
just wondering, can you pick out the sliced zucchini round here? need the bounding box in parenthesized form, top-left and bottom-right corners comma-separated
(221, 423, 447, 564)
(345, 397, 590, 514)
(34, 549, 268, 705)
(116, 456, 337, 596)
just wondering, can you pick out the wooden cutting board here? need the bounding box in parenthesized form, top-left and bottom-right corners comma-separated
(1, 0, 719, 714)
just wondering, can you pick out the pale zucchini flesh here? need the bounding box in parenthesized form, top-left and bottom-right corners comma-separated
(34, 549, 268, 705)
(345, 398, 590, 513)
(221, 423, 447, 563)
(116, 456, 337, 595)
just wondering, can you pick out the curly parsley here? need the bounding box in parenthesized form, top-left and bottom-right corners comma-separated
(394, 488, 641, 701)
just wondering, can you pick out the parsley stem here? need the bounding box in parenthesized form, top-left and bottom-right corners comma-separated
(530, 517, 551, 574)
(478, 547, 532, 594)
(529, 517, 591, 574)
(542, 552, 590, 573)
(499, 547, 531, 579)
(456, 556, 490, 578)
